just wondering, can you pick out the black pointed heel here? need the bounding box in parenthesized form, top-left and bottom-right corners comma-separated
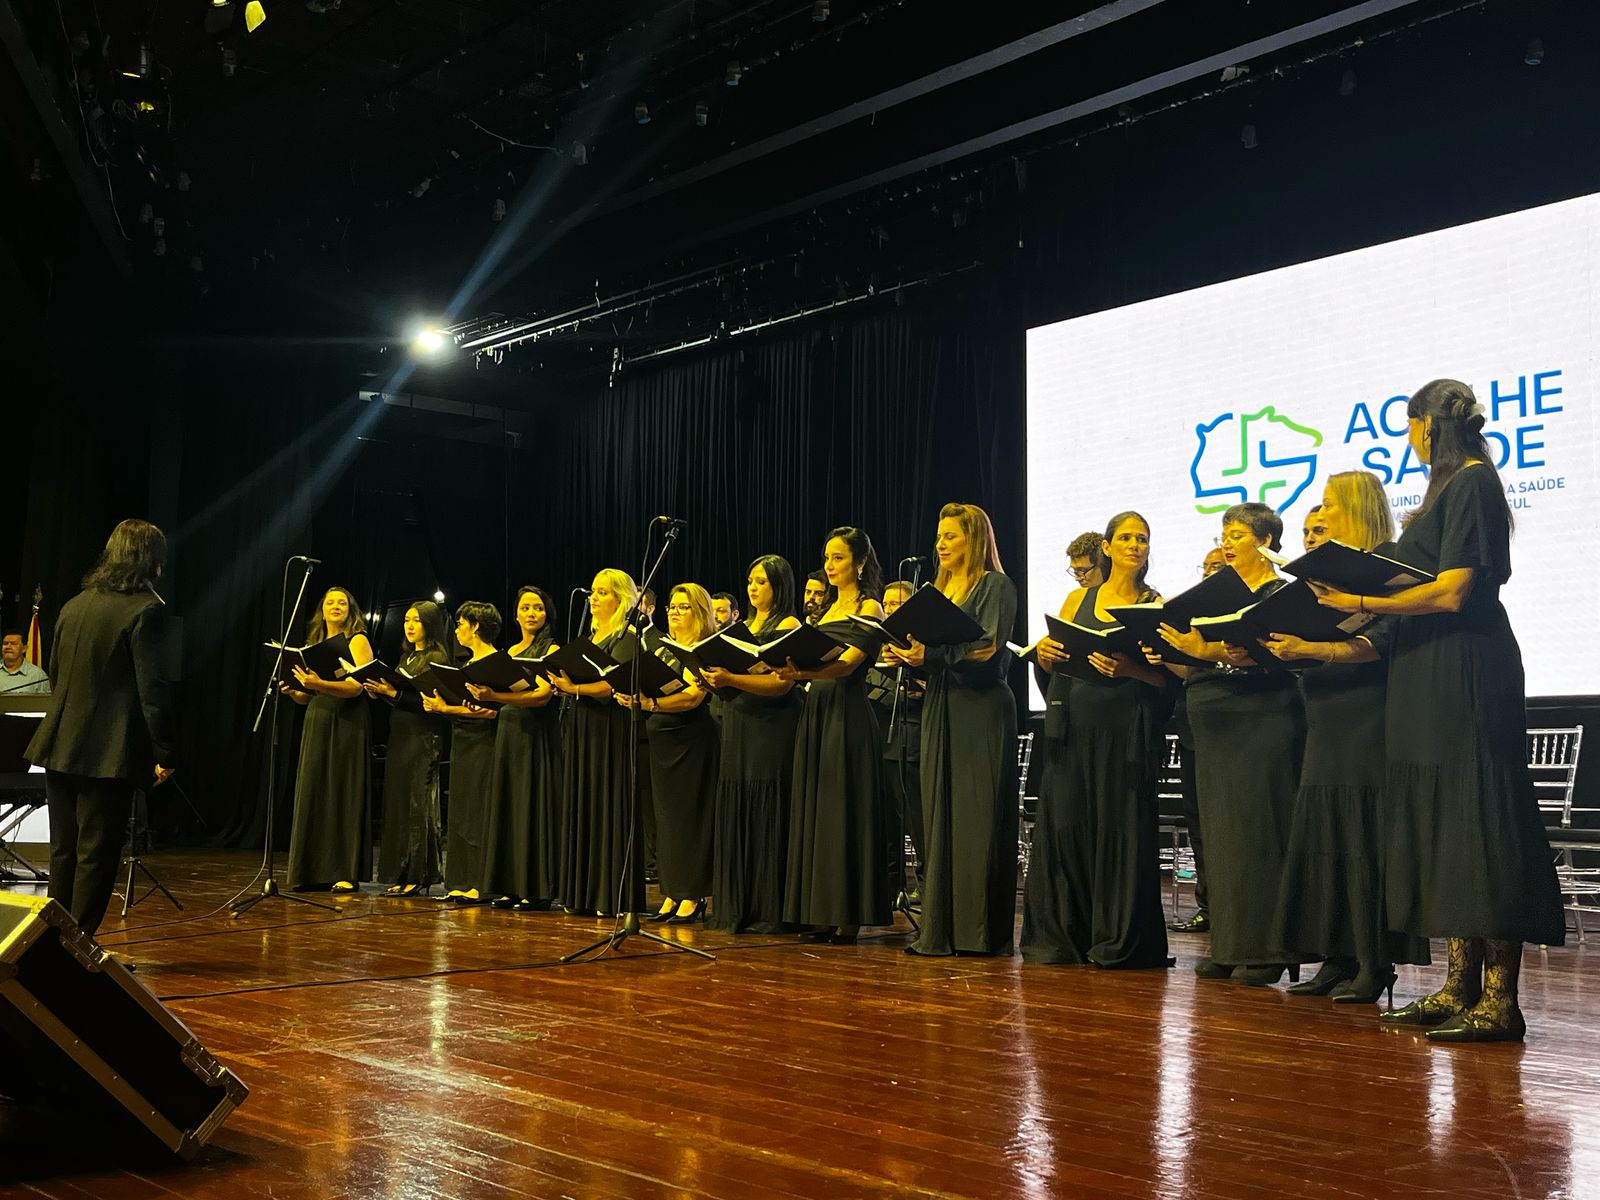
(1288, 960, 1356, 996)
(1332, 967, 1398, 1006)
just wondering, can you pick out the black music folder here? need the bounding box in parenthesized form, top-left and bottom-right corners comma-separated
(267, 633, 350, 688)
(339, 657, 411, 693)
(755, 623, 846, 670)
(663, 626, 766, 675)
(461, 650, 535, 693)
(528, 638, 621, 687)
(847, 583, 987, 649)
(408, 662, 478, 708)
(612, 650, 691, 700)
(1279, 540, 1435, 593)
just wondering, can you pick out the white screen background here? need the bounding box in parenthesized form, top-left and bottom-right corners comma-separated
(1025, 191, 1600, 702)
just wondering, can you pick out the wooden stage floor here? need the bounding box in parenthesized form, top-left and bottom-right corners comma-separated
(2, 851, 1597, 1199)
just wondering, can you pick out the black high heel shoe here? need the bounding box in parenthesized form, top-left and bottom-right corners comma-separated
(1331, 966, 1397, 1006)
(1235, 963, 1300, 987)
(1287, 959, 1356, 996)
(668, 900, 705, 924)
(648, 900, 677, 924)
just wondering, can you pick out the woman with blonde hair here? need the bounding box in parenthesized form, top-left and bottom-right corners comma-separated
(552, 567, 646, 916)
(623, 582, 719, 924)
(1265, 471, 1429, 1003)
(886, 502, 1019, 956)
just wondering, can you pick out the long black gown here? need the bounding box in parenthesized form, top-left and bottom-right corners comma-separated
(876, 663, 924, 890)
(709, 622, 803, 934)
(646, 646, 718, 901)
(912, 572, 1020, 957)
(783, 618, 891, 930)
(376, 647, 447, 888)
(559, 629, 646, 915)
(1382, 465, 1563, 945)
(1021, 585, 1171, 968)
(287, 689, 372, 889)
(443, 714, 496, 893)
(1273, 613, 1429, 969)
(483, 637, 563, 902)
(1184, 577, 1307, 968)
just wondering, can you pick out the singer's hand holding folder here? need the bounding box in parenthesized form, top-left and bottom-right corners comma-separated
(1278, 540, 1435, 593)
(267, 632, 350, 688)
(529, 639, 621, 687)
(756, 623, 846, 670)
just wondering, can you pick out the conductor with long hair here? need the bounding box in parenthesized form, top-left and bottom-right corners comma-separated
(28, 519, 176, 937)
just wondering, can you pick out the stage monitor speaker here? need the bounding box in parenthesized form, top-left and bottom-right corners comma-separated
(0, 892, 247, 1159)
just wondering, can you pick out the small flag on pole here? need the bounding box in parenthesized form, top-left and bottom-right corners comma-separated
(24, 586, 42, 669)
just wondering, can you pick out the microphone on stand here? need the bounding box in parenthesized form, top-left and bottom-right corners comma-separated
(291, 555, 322, 565)
(652, 515, 689, 529)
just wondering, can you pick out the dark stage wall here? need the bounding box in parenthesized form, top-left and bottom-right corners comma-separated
(12, 5, 1600, 840)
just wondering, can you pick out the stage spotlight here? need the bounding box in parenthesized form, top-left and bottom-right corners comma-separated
(813, 1, 830, 21)
(491, 198, 506, 222)
(634, 101, 651, 125)
(122, 42, 153, 79)
(1524, 37, 1544, 66)
(244, 0, 266, 31)
(726, 59, 742, 86)
(411, 327, 447, 356)
(205, 0, 235, 34)
(695, 101, 708, 127)
(432, 589, 445, 603)
(1240, 123, 1258, 149)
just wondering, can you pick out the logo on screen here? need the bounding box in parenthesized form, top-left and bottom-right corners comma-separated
(1190, 406, 1323, 515)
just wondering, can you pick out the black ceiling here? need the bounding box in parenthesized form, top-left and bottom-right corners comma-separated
(6, 0, 1595, 377)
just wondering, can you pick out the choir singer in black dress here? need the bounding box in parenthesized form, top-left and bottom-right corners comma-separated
(364, 600, 450, 896)
(551, 569, 646, 917)
(1157, 504, 1305, 985)
(623, 583, 719, 924)
(1021, 511, 1172, 969)
(1311, 380, 1563, 1042)
(284, 586, 374, 892)
(1263, 472, 1430, 1004)
(886, 503, 1018, 957)
(704, 555, 803, 934)
(28, 519, 176, 938)
(471, 586, 561, 911)
(424, 601, 501, 903)
(780, 527, 890, 944)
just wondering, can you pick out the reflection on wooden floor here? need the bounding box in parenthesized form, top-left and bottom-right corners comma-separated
(0, 851, 1593, 1199)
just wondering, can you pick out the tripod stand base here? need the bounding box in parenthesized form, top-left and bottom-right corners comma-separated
(560, 911, 717, 963)
(230, 875, 338, 918)
(121, 856, 183, 916)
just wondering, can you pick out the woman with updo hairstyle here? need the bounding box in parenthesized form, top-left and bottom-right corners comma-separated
(423, 600, 501, 902)
(1310, 380, 1563, 1041)
(1263, 472, 1430, 1004)
(472, 585, 561, 910)
(780, 526, 892, 944)
(365, 599, 450, 896)
(285, 586, 375, 892)
(886, 502, 1019, 957)
(1022, 511, 1172, 968)
(551, 567, 647, 916)
(1156, 503, 1307, 985)
(704, 554, 804, 934)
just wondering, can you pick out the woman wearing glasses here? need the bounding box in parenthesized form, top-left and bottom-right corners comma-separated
(1156, 504, 1306, 986)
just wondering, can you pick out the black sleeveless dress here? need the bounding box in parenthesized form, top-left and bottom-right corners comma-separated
(1382, 465, 1563, 944)
(1183, 578, 1307, 967)
(911, 573, 1020, 957)
(376, 648, 446, 888)
(1021, 585, 1171, 968)
(559, 629, 646, 915)
(783, 618, 891, 929)
(483, 638, 563, 902)
(647, 644, 719, 900)
(710, 621, 803, 933)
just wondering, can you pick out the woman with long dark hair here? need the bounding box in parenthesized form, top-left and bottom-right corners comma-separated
(285, 585, 375, 892)
(364, 599, 449, 896)
(1022, 511, 1172, 969)
(421, 601, 501, 902)
(780, 527, 891, 944)
(703, 555, 804, 933)
(552, 568, 646, 916)
(1311, 380, 1563, 1041)
(28, 519, 177, 937)
(622, 583, 719, 924)
(1264, 472, 1430, 1003)
(1157, 504, 1306, 985)
(886, 502, 1019, 957)
(471, 586, 562, 910)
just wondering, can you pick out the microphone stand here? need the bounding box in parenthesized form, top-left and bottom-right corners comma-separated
(229, 557, 336, 916)
(561, 520, 713, 963)
(885, 555, 923, 931)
